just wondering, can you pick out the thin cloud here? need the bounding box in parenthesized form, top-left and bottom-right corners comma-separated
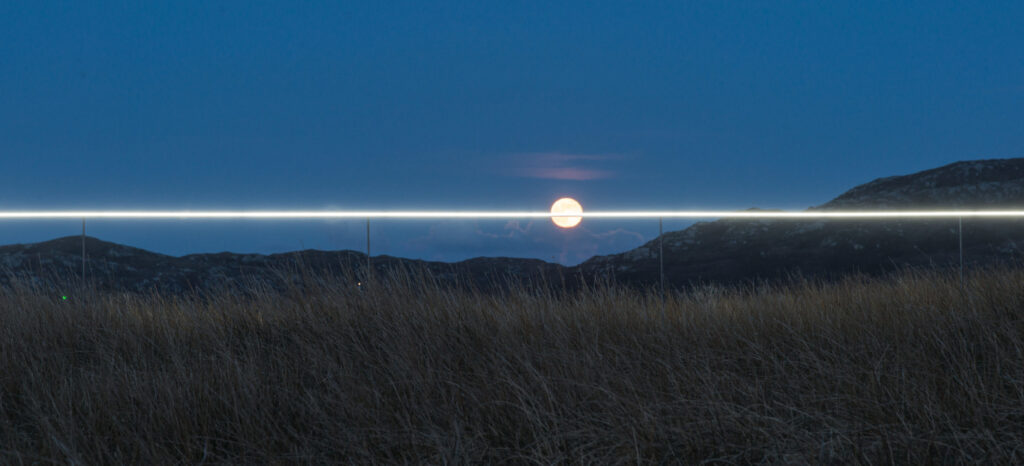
(522, 167, 615, 180)
(586, 227, 646, 243)
(473, 219, 539, 240)
(407, 220, 647, 265)
(523, 152, 622, 163)
(502, 152, 625, 180)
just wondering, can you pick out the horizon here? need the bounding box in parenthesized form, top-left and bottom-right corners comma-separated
(2, 155, 1023, 265)
(3, 2, 1021, 264)
(0, 155, 1022, 265)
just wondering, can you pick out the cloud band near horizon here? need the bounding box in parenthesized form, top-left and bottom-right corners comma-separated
(504, 152, 622, 180)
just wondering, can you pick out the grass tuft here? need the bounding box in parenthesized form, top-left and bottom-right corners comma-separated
(1, 267, 1023, 463)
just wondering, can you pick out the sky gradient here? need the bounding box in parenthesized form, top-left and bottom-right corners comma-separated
(2, 1, 1022, 264)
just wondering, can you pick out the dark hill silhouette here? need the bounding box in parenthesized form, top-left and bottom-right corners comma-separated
(578, 158, 1024, 287)
(4, 158, 1024, 293)
(819, 159, 1024, 209)
(0, 235, 567, 293)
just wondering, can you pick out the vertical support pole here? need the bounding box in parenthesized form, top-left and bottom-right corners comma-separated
(366, 218, 371, 284)
(81, 218, 86, 283)
(659, 217, 665, 312)
(959, 216, 964, 289)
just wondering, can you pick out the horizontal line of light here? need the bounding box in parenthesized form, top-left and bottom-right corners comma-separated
(0, 210, 1022, 219)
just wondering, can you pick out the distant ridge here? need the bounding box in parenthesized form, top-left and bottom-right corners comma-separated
(5, 158, 1024, 293)
(0, 236, 566, 293)
(578, 158, 1024, 286)
(819, 158, 1024, 209)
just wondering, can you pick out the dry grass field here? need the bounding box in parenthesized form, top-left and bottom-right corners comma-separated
(1, 267, 1023, 463)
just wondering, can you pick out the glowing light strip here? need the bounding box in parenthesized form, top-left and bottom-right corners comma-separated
(0, 210, 1022, 219)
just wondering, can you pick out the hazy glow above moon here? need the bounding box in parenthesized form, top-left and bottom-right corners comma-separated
(550, 198, 583, 228)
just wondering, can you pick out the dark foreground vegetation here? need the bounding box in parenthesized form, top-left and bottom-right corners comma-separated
(1, 268, 1023, 464)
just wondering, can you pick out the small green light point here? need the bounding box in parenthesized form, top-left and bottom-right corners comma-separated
(62, 295, 67, 300)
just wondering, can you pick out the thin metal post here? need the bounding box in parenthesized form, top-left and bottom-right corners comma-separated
(959, 216, 964, 288)
(81, 218, 86, 282)
(366, 218, 371, 283)
(659, 217, 665, 311)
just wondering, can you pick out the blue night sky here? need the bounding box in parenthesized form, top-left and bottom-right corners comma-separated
(2, 1, 1022, 264)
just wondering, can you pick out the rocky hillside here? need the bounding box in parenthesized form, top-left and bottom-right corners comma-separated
(4, 158, 1024, 294)
(578, 158, 1024, 287)
(818, 159, 1024, 209)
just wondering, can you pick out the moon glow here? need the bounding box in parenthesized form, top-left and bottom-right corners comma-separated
(550, 198, 583, 228)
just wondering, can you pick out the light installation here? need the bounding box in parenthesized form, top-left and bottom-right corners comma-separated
(0, 210, 1023, 219)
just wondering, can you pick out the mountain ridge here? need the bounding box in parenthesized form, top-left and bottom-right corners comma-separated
(577, 158, 1024, 286)
(5, 158, 1024, 293)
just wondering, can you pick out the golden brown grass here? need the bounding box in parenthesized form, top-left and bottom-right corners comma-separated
(1, 267, 1023, 464)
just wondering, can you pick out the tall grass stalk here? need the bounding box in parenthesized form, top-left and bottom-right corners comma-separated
(0, 267, 1022, 463)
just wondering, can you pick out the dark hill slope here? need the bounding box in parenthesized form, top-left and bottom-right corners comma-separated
(0, 236, 566, 293)
(820, 159, 1024, 209)
(5, 159, 1024, 293)
(577, 159, 1024, 287)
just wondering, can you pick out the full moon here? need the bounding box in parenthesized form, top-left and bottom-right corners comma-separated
(550, 197, 583, 228)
